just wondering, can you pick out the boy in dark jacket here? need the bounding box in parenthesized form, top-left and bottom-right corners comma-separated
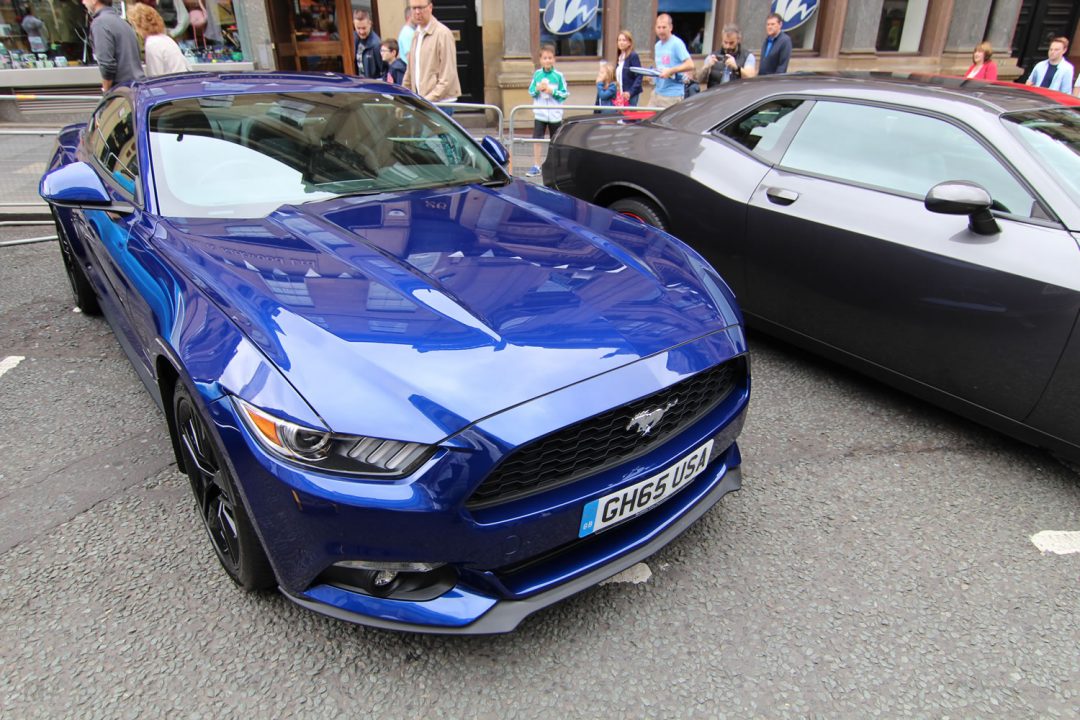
(381, 39, 406, 84)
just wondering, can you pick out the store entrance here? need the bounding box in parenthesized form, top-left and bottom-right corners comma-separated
(267, 0, 360, 74)
(1011, 0, 1080, 82)
(433, 0, 484, 103)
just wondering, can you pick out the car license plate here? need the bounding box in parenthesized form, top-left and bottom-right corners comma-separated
(578, 439, 714, 537)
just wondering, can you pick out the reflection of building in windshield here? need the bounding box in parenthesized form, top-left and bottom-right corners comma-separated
(148, 92, 493, 218)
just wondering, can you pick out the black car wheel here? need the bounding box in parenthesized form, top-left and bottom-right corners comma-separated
(609, 197, 668, 232)
(174, 383, 275, 591)
(51, 209, 101, 316)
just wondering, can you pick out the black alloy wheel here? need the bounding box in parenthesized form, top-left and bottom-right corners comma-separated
(51, 209, 101, 315)
(609, 197, 669, 232)
(173, 384, 275, 591)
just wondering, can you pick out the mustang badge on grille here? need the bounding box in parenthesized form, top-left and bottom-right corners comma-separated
(626, 399, 679, 436)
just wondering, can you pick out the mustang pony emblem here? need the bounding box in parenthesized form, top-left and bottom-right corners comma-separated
(626, 399, 679, 436)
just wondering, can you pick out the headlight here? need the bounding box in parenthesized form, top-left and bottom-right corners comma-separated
(233, 397, 435, 477)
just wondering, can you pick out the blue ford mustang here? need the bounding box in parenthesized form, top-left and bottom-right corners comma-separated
(40, 73, 749, 633)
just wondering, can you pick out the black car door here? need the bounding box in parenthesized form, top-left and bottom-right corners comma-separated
(742, 99, 1080, 420)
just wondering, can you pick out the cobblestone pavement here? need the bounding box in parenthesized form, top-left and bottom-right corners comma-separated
(1, 226, 1078, 719)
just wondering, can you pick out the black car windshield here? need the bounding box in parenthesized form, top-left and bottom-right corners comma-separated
(147, 91, 500, 218)
(1002, 107, 1080, 200)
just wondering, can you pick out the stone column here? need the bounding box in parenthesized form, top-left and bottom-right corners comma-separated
(840, 0, 886, 54)
(944, 0, 992, 52)
(985, 0, 1023, 57)
(624, 0, 656, 64)
(504, 0, 532, 57)
(737, 0, 767, 55)
(236, 0, 273, 69)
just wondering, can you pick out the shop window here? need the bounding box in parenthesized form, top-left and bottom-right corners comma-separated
(0, 0, 89, 68)
(659, 0, 715, 54)
(540, 0, 603, 56)
(786, 10, 818, 50)
(0, 0, 245, 69)
(297, 0, 341, 42)
(163, 1, 245, 63)
(876, 0, 928, 53)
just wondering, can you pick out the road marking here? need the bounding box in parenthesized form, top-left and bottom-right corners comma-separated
(600, 562, 652, 585)
(0, 355, 25, 378)
(1031, 531, 1080, 555)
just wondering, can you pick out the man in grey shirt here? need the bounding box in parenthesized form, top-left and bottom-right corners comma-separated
(82, 0, 145, 90)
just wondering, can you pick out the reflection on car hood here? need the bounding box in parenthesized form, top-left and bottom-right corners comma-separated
(156, 181, 739, 442)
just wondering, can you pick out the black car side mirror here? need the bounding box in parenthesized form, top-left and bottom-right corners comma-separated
(924, 181, 999, 236)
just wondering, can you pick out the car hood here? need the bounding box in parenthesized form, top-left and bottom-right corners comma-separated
(156, 181, 739, 443)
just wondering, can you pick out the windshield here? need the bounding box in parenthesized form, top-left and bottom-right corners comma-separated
(1002, 107, 1080, 200)
(147, 91, 501, 218)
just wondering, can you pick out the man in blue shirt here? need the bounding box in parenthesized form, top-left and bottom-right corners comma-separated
(650, 13, 694, 109)
(758, 12, 792, 76)
(1026, 37, 1075, 95)
(397, 8, 416, 66)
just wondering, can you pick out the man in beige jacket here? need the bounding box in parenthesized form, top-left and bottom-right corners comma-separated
(403, 0, 461, 113)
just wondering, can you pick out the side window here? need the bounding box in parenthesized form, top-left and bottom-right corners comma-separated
(781, 101, 1038, 217)
(90, 99, 139, 197)
(716, 99, 807, 163)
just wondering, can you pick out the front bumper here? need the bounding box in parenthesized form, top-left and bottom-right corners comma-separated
(204, 330, 749, 633)
(281, 462, 742, 634)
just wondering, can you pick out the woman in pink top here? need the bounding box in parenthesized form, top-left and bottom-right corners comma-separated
(965, 42, 998, 81)
(129, 3, 191, 77)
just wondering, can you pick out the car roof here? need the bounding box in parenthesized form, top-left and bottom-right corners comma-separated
(666, 72, 1080, 129)
(124, 71, 403, 110)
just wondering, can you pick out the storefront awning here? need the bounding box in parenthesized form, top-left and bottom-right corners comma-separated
(658, 0, 714, 13)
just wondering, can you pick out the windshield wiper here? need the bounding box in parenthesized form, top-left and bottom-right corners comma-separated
(300, 188, 383, 203)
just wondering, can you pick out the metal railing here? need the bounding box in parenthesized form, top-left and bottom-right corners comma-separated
(507, 103, 661, 178)
(0, 128, 61, 209)
(434, 101, 505, 143)
(0, 93, 103, 101)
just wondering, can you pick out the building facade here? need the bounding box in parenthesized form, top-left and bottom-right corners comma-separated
(236, 0, 1080, 114)
(1, 0, 1078, 116)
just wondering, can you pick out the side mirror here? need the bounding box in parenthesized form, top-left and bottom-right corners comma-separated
(924, 181, 999, 236)
(480, 135, 510, 167)
(39, 161, 134, 214)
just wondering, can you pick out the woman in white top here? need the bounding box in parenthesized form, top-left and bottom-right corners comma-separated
(129, 3, 191, 77)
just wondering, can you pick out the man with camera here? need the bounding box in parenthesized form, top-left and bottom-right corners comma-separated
(697, 24, 757, 88)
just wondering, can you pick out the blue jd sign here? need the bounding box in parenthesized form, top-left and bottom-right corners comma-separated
(543, 0, 599, 36)
(771, 0, 819, 31)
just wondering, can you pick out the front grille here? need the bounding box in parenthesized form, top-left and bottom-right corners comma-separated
(466, 357, 743, 509)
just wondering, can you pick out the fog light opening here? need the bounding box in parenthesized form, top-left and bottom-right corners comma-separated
(316, 560, 457, 602)
(373, 570, 397, 587)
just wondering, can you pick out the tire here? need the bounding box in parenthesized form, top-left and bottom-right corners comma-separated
(609, 196, 669, 232)
(173, 383, 276, 591)
(51, 209, 101, 316)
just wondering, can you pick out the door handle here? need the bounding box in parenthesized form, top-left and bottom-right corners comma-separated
(765, 187, 799, 206)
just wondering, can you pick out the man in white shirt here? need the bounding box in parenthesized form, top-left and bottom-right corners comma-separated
(1027, 37, 1075, 95)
